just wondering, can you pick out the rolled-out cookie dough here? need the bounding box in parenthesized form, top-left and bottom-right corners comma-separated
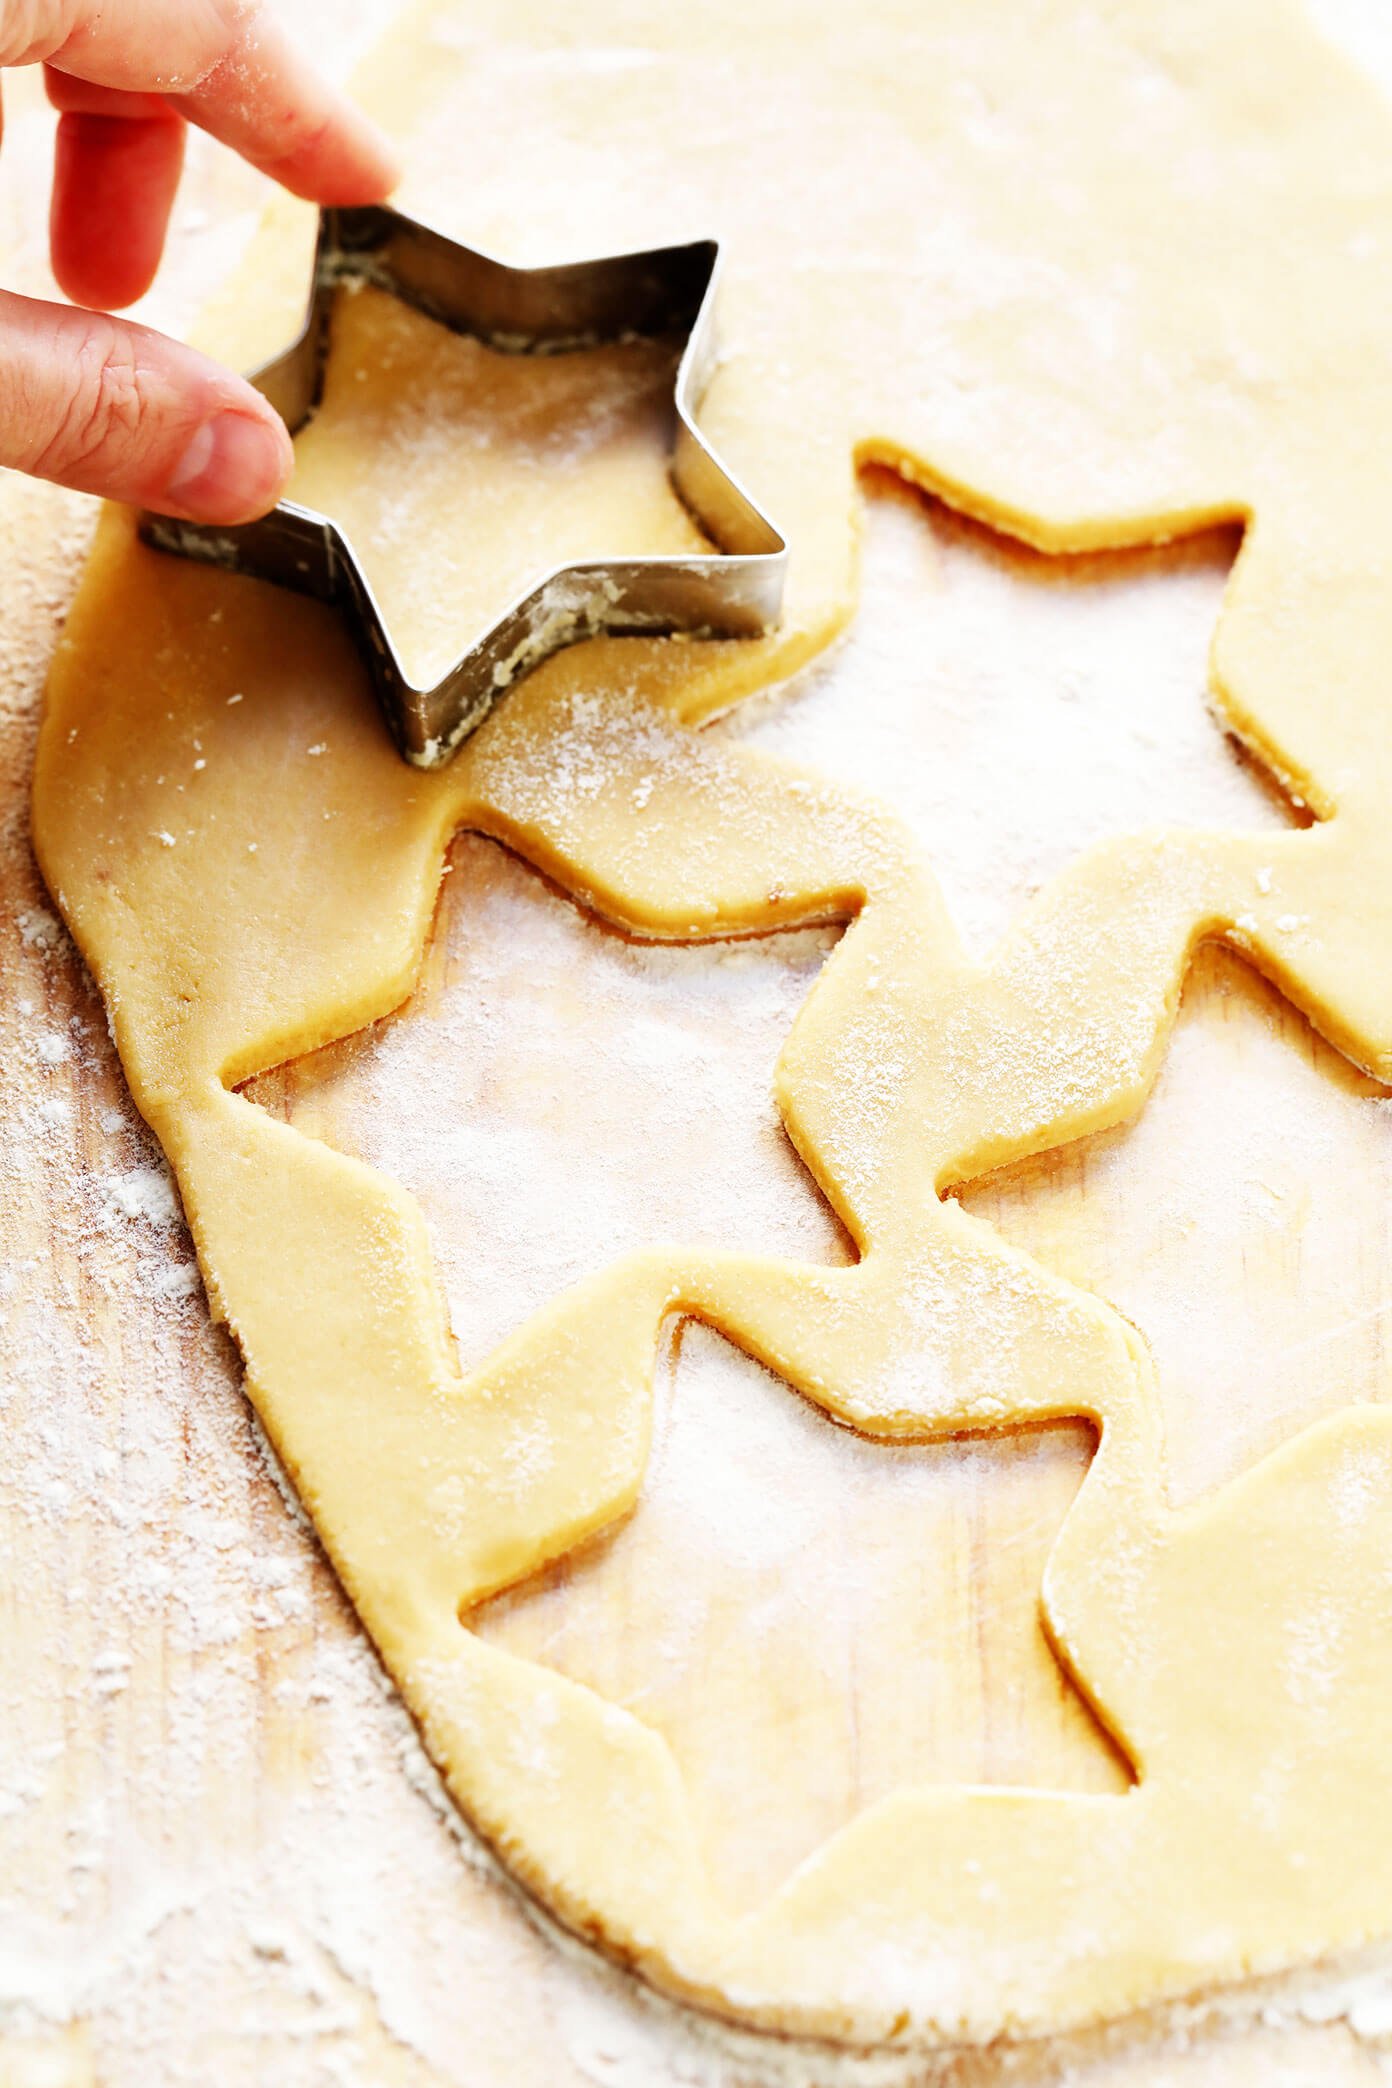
(33, 0, 1392, 2048)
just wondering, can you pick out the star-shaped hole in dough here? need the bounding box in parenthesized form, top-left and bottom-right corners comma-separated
(471, 1324, 1121, 1913)
(736, 471, 1300, 960)
(959, 943, 1392, 1505)
(243, 835, 850, 1373)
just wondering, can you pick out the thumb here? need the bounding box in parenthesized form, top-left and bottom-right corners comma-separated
(0, 288, 292, 520)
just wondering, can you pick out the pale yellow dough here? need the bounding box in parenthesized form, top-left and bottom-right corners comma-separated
(32, 0, 1392, 2049)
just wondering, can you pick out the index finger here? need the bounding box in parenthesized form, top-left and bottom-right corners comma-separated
(27, 0, 399, 204)
(167, 6, 401, 202)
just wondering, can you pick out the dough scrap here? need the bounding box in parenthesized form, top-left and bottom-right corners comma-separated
(32, 0, 1392, 2048)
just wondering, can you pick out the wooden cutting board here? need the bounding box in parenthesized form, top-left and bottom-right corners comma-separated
(5, 9, 1392, 2082)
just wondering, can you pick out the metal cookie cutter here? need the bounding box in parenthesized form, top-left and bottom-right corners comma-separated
(139, 204, 787, 767)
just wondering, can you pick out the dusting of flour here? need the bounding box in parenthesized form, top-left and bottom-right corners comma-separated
(7, 0, 1392, 2071)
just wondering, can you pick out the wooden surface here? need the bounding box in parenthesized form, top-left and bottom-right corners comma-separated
(8, 8, 1392, 2083)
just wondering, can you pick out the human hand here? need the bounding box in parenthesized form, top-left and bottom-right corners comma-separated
(0, 0, 399, 522)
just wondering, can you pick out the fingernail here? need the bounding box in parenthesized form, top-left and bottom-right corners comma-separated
(165, 411, 291, 522)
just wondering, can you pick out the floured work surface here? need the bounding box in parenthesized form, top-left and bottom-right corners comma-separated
(23, 0, 1392, 2070)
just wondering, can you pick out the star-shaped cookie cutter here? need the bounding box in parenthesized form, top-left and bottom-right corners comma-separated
(139, 205, 787, 767)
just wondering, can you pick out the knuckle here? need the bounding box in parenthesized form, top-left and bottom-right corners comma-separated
(196, 0, 264, 86)
(32, 321, 151, 480)
(0, 0, 63, 66)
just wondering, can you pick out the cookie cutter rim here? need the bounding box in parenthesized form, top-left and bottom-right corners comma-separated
(138, 204, 788, 768)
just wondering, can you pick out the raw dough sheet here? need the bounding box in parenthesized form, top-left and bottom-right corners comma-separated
(13, 0, 1392, 2076)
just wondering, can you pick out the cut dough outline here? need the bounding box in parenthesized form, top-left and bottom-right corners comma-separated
(32, 0, 1392, 2048)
